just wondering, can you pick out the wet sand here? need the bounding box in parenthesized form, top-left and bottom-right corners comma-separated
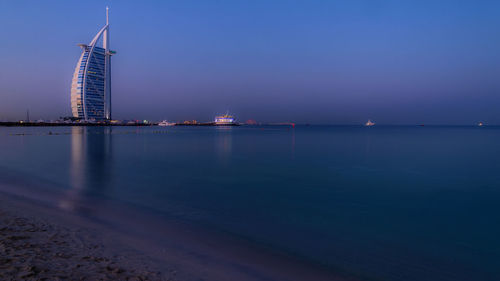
(0, 181, 354, 281)
(0, 193, 173, 280)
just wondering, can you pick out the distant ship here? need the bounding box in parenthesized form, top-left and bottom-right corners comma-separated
(365, 120, 375, 126)
(478, 122, 484, 127)
(214, 114, 237, 125)
(158, 120, 176, 126)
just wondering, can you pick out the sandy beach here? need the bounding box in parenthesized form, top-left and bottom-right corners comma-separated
(0, 181, 351, 281)
(0, 192, 174, 280)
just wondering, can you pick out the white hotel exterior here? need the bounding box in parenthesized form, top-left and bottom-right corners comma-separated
(71, 8, 115, 120)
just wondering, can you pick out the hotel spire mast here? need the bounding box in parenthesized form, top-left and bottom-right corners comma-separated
(104, 6, 111, 120)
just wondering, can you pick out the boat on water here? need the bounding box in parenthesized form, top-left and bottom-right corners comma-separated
(214, 114, 237, 126)
(478, 122, 484, 127)
(158, 120, 176, 126)
(365, 120, 375, 126)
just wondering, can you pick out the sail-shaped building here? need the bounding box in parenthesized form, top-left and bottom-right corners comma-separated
(71, 7, 115, 121)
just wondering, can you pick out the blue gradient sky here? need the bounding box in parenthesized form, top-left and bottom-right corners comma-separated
(1, 0, 499, 124)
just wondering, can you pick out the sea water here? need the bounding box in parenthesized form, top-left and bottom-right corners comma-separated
(0, 125, 499, 281)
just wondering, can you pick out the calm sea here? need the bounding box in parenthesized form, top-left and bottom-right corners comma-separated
(0, 125, 499, 281)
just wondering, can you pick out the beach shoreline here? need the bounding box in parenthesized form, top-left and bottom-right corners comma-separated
(0, 191, 173, 280)
(0, 181, 352, 281)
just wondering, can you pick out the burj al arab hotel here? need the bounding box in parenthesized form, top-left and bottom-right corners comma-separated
(71, 7, 115, 121)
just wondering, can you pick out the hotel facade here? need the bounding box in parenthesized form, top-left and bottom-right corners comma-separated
(71, 8, 115, 120)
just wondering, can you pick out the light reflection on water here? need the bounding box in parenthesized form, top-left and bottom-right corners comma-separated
(60, 127, 113, 215)
(215, 126, 232, 164)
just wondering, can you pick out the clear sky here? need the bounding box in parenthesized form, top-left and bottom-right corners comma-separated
(1, 0, 499, 124)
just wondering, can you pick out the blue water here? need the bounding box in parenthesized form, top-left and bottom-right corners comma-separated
(1, 125, 499, 280)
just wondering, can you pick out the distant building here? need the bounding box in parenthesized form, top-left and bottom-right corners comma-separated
(71, 7, 115, 121)
(214, 114, 235, 125)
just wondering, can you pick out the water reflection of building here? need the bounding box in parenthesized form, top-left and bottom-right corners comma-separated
(60, 127, 113, 214)
(215, 127, 233, 164)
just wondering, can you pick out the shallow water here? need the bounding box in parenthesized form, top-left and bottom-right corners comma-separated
(1, 125, 499, 281)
